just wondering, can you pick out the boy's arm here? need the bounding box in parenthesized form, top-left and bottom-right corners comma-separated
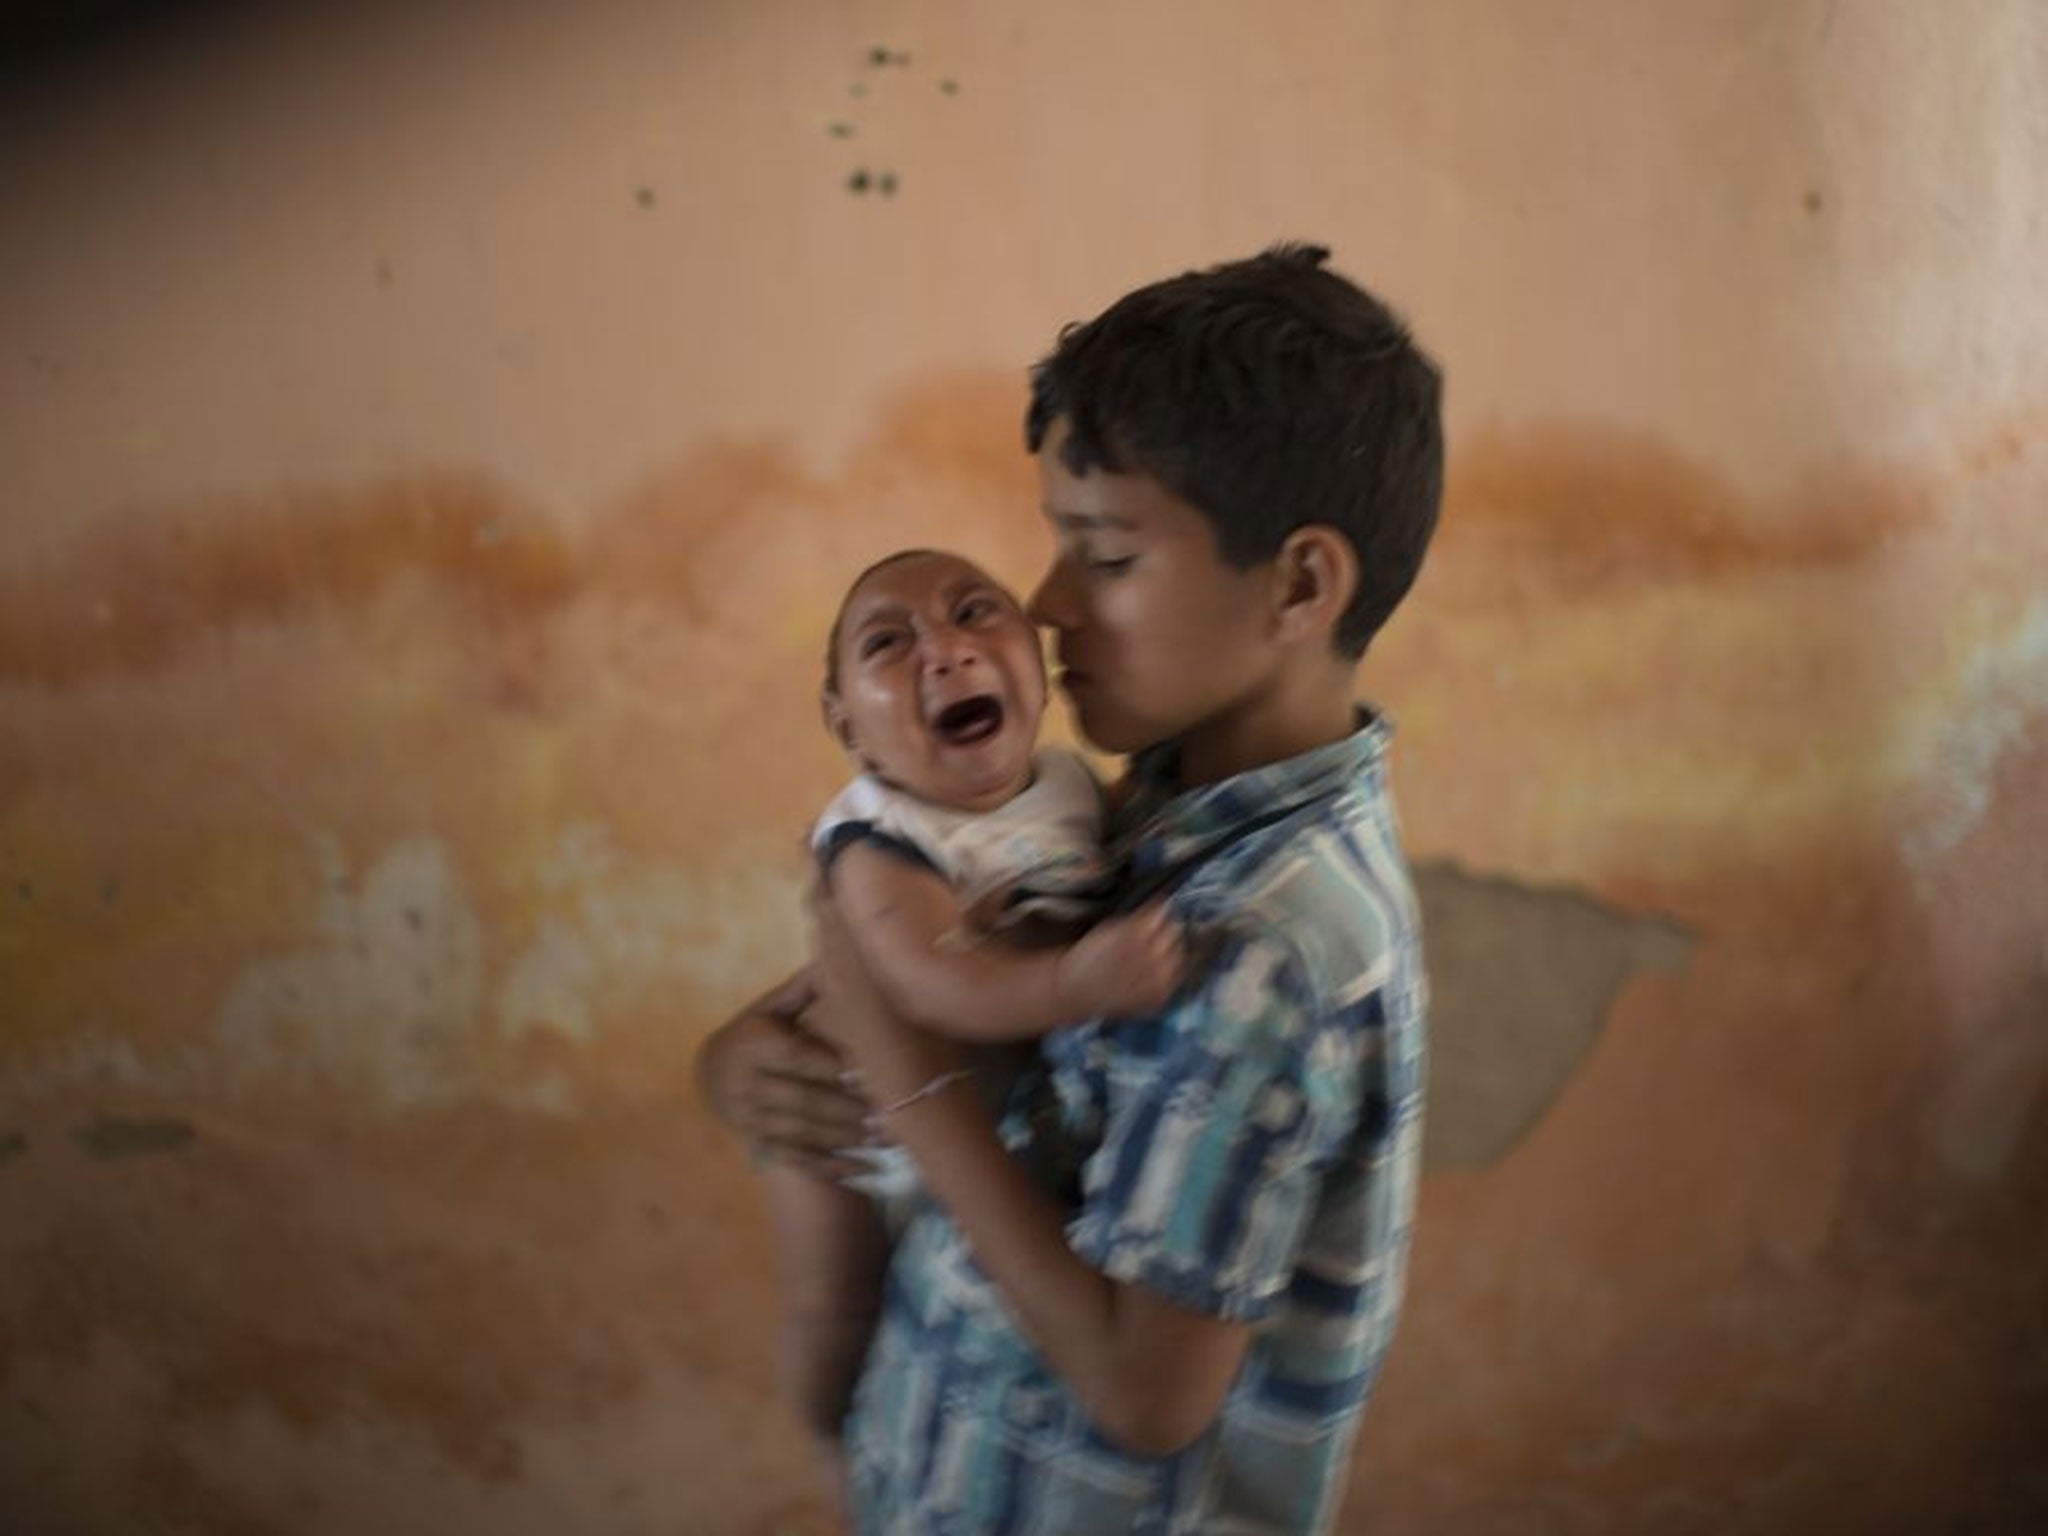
(868, 1055, 1251, 1456)
(694, 965, 871, 1176)
(807, 888, 1356, 1458)
(829, 841, 1181, 1042)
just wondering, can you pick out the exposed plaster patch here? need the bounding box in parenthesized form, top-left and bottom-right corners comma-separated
(1899, 597, 2048, 879)
(215, 835, 484, 1106)
(4, 1037, 160, 1098)
(1417, 861, 1695, 1172)
(496, 823, 801, 1049)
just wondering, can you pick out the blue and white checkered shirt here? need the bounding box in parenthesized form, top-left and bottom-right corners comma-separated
(845, 710, 1428, 1535)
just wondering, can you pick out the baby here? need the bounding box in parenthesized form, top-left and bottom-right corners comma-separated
(764, 548, 1185, 1512)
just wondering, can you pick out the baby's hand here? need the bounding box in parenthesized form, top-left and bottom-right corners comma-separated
(1058, 901, 1187, 1021)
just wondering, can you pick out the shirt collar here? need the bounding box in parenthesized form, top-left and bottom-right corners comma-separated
(1114, 706, 1393, 883)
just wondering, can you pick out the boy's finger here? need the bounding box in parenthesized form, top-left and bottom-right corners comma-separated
(755, 1074, 869, 1127)
(760, 1059, 860, 1098)
(756, 1141, 869, 1182)
(764, 1029, 849, 1084)
(754, 1106, 869, 1157)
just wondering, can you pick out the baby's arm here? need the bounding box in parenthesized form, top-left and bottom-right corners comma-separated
(828, 841, 1183, 1042)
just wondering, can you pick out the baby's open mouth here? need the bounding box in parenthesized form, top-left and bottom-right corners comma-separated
(933, 694, 1005, 746)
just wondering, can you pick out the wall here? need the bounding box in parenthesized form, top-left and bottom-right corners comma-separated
(3, 2, 2044, 1531)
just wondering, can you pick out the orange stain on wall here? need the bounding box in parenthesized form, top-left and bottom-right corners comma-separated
(2, 380, 2045, 1533)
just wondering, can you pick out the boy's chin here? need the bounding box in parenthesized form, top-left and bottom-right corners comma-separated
(1064, 698, 1152, 758)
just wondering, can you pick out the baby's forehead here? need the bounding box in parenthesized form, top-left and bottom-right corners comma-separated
(843, 553, 1014, 616)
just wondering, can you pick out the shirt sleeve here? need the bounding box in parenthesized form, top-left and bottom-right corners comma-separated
(815, 821, 941, 878)
(1065, 927, 1365, 1322)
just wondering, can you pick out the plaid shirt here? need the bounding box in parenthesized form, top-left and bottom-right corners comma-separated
(845, 711, 1428, 1535)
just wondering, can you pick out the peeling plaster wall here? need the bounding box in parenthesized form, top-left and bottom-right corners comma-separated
(3, 3, 2045, 1533)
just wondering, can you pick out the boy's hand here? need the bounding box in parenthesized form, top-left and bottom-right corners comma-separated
(1058, 900, 1187, 1021)
(695, 967, 873, 1179)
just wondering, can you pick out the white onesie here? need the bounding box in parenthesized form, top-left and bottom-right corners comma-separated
(811, 747, 1111, 1222)
(811, 747, 1111, 925)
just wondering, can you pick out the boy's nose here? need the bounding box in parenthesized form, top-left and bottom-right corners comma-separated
(1025, 562, 1074, 629)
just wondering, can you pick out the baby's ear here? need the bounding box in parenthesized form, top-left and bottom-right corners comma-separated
(821, 691, 858, 754)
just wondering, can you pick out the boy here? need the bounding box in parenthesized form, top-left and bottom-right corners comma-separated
(701, 242, 1442, 1534)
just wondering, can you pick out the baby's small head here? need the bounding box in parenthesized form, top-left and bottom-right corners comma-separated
(823, 549, 1047, 814)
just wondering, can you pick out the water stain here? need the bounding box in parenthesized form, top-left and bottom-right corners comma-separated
(0, 1130, 27, 1162)
(1441, 423, 1928, 602)
(0, 473, 576, 689)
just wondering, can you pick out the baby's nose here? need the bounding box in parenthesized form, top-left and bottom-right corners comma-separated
(924, 631, 977, 673)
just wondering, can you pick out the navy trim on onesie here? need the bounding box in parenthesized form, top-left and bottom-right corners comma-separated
(817, 820, 941, 878)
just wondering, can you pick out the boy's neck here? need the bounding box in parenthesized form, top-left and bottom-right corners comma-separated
(1171, 665, 1362, 791)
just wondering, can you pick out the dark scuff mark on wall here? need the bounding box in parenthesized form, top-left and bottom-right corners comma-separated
(72, 1115, 196, 1159)
(0, 1131, 27, 1163)
(1417, 860, 1695, 1171)
(830, 45, 948, 195)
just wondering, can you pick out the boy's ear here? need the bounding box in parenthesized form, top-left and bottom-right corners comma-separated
(821, 691, 858, 754)
(1272, 525, 1358, 647)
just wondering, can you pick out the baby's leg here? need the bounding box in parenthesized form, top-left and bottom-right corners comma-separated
(761, 1163, 890, 1524)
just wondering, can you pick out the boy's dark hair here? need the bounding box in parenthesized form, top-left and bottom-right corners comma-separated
(1025, 243, 1443, 657)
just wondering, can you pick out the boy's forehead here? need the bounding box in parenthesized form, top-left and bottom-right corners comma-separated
(1038, 464, 1167, 534)
(1035, 422, 1160, 530)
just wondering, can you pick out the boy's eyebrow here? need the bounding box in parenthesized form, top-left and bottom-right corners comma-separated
(1044, 507, 1138, 531)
